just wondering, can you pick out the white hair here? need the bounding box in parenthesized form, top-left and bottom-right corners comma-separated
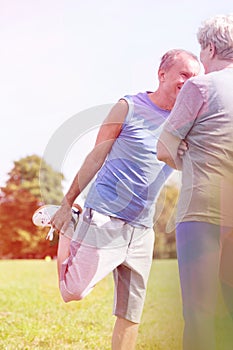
(159, 49, 199, 71)
(197, 14, 233, 60)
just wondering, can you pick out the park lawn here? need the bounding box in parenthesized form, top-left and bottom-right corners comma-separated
(0, 259, 183, 349)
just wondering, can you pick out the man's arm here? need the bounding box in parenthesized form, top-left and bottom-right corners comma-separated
(157, 130, 183, 170)
(51, 99, 129, 233)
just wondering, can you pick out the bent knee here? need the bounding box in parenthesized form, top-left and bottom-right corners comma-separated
(59, 280, 87, 303)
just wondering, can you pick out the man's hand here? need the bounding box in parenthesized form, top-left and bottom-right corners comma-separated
(50, 201, 72, 235)
(177, 139, 188, 158)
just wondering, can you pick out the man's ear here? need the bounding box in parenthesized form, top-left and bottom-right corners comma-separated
(158, 69, 166, 82)
(209, 42, 216, 58)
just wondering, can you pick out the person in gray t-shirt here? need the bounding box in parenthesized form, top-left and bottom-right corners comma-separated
(158, 14, 233, 350)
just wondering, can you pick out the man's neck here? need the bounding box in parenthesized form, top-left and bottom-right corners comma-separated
(148, 91, 174, 111)
(207, 58, 233, 73)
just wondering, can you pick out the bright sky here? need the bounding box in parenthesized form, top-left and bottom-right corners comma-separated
(1, 0, 232, 195)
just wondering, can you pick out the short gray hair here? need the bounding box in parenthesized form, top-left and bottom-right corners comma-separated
(159, 49, 199, 71)
(197, 14, 233, 60)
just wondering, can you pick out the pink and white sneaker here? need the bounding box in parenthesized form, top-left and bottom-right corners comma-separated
(32, 204, 82, 240)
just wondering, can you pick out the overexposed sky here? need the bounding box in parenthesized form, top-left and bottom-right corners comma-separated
(1, 0, 232, 193)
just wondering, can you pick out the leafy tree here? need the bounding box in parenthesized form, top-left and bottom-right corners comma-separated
(5, 154, 64, 204)
(154, 184, 179, 259)
(0, 155, 64, 258)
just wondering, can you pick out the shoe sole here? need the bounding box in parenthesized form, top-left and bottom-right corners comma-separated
(32, 204, 82, 241)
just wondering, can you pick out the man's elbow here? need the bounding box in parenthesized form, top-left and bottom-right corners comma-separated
(157, 142, 170, 162)
(158, 153, 173, 166)
(157, 149, 166, 162)
(157, 144, 176, 169)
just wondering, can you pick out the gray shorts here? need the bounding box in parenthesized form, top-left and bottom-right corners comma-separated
(59, 208, 154, 323)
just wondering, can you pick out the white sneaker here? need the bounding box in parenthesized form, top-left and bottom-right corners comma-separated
(32, 204, 82, 240)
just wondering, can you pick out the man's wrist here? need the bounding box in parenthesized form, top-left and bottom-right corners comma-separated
(61, 196, 74, 208)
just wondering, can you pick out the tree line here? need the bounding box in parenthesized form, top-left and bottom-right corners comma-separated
(0, 155, 179, 259)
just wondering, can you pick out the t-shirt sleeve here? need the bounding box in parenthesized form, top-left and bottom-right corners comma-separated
(119, 95, 134, 124)
(164, 80, 204, 139)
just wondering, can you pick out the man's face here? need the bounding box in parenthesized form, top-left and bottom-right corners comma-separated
(160, 54, 200, 101)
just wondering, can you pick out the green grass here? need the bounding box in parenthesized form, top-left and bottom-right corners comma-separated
(1, 259, 231, 349)
(0, 260, 233, 350)
(0, 260, 183, 349)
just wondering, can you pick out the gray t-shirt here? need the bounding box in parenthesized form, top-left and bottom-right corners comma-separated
(164, 68, 233, 227)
